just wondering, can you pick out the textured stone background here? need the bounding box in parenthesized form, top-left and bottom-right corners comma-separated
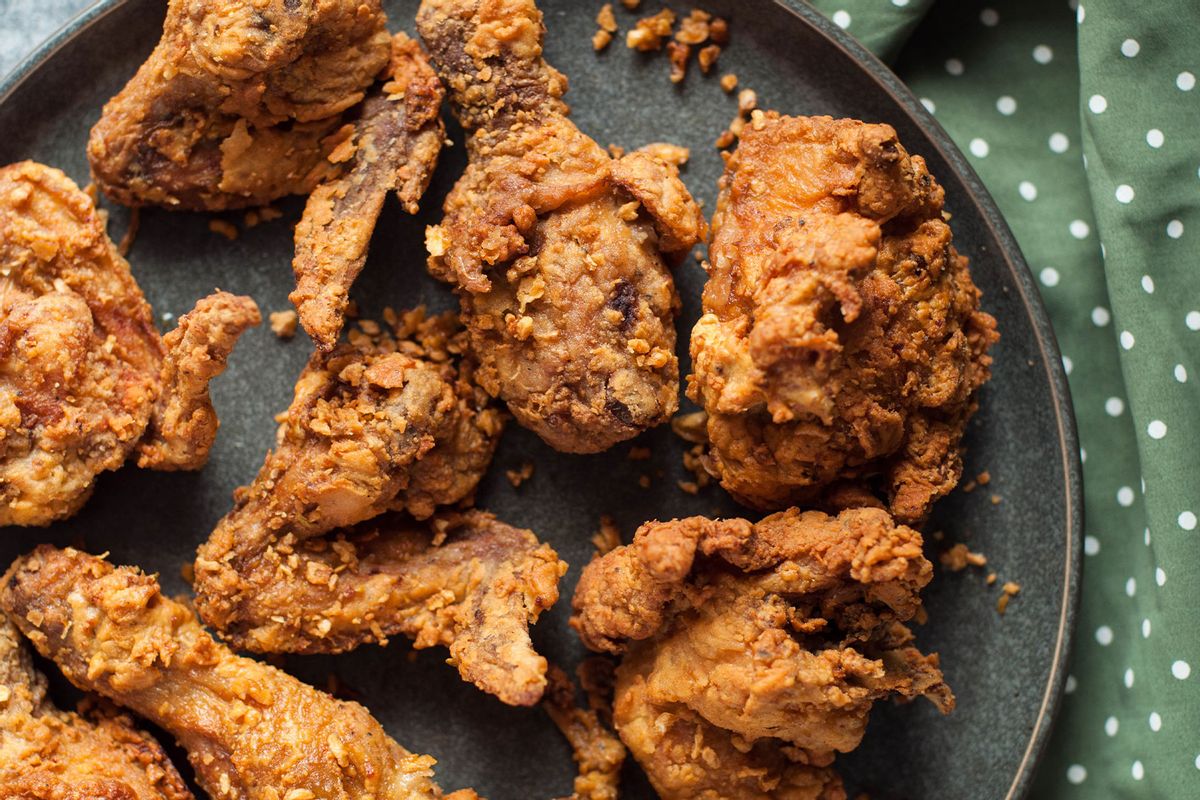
(1, 0, 94, 78)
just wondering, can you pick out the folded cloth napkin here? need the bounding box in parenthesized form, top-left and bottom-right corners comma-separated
(808, 0, 1200, 796)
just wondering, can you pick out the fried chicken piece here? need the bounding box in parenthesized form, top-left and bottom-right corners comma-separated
(418, 0, 707, 453)
(0, 615, 193, 800)
(87, 0, 392, 211)
(0, 162, 258, 526)
(571, 507, 953, 795)
(290, 33, 446, 350)
(194, 311, 566, 705)
(689, 114, 998, 523)
(137, 291, 262, 470)
(543, 664, 625, 800)
(1, 547, 478, 800)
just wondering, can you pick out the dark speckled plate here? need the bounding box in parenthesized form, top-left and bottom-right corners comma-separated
(0, 1, 1081, 798)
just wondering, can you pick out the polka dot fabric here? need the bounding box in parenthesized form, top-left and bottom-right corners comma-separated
(807, 0, 1200, 795)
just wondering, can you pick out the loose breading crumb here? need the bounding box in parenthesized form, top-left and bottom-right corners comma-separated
(737, 88, 758, 113)
(670, 411, 708, 444)
(709, 16, 729, 44)
(961, 479, 977, 493)
(677, 479, 699, 495)
(505, 461, 535, 488)
(620, 0, 640, 8)
(698, 43, 721, 73)
(681, 443, 711, 490)
(987, 572, 998, 585)
(592, 515, 623, 556)
(627, 446, 651, 461)
(269, 310, 298, 339)
(593, 29, 614, 50)
(990, 494, 1002, 505)
(117, 207, 140, 256)
(209, 219, 238, 240)
(977, 470, 991, 485)
(675, 9, 712, 45)
(720, 72, 738, 92)
(997, 582, 1021, 615)
(180, 561, 195, 585)
(637, 474, 651, 488)
(597, 3, 618, 31)
(939, 543, 987, 572)
(626, 8, 676, 51)
(667, 41, 690, 83)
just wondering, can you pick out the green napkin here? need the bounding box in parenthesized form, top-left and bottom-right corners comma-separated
(806, 0, 1200, 795)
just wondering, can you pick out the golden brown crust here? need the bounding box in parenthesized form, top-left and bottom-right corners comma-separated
(0, 162, 162, 525)
(1, 547, 471, 800)
(418, 0, 706, 453)
(0, 617, 193, 800)
(572, 507, 953, 794)
(137, 291, 261, 470)
(290, 33, 447, 350)
(543, 664, 625, 800)
(87, 0, 392, 210)
(688, 114, 998, 523)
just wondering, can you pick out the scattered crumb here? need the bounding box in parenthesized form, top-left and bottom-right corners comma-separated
(682, 443, 711, 490)
(666, 41, 690, 83)
(593, 29, 614, 50)
(675, 9, 712, 45)
(737, 88, 758, 113)
(626, 8, 675, 51)
(592, 515, 622, 556)
(990, 494, 1002, 505)
(977, 471, 991, 485)
(720, 72, 738, 92)
(961, 479, 977, 493)
(939, 543, 987, 572)
(638, 474, 652, 488)
(709, 16, 729, 44)
(640, 142, 690, 166)
(671, 410, 707, 444)
(269, 309, 298, 339)
(179, 561, 195, 585)
(208, 219, 238, 241)
(997, 582, 1021, 615)
(620, 0, 640, 8)
(506, 461, 535, 488)
(677, 479, 699, 495)
(986, 572, 997, 585)
(627, 446, 651, 461)
(117, 207, 140, 256)
(597, 3, 618, 31)
(698, 43, 721, 73)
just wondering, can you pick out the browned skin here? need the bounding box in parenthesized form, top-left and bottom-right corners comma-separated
(0, 163, 254, 526)
(571, 507, 953, 798)
(0, 616, 193, 800)
(543, 664, 625, 800)
(689, 114, 998, 523)
(194, 311, 566, 705)
(1, 547, 481, 800)
(137, 291, 261, 470)
(291, 33, 446, 351)
(87, 0, 392, 210)
(417, 0, 706, 453)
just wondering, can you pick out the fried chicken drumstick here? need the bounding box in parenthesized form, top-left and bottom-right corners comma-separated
(290, 33, 447, 350)
(0, 615, 193, 800)
(1, 547, 481, 800)
(572, 507, 954, 799)
(194, 309, 565, 706)
(417, 0, 707, 453)
(87, 0, 392, 210)
(0, 162, 259, 526)
(689, 114, 997, 523)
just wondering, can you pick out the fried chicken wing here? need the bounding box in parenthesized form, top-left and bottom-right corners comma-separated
(194, 310, 565, 705)
(0, 162, 258, 526)
(688, 114, 997, 523)
(291, 33, 447, 350)
(417, 0, 706, 453)
(571, 507, 952, 797)
(87, 0, 392, 211)
(1, 546, 479, 800)
(0, 615, 193, 800)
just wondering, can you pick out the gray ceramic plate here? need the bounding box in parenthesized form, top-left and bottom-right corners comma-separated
(0, 1, 1081, 798)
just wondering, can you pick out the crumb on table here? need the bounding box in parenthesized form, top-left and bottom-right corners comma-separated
(626, 8, 675, 51)
(997, 581, 1021, 615)
(670, 410, 707, 444)
(939, 543, 987, 572)
(209, 219, 238, 240)
(592, 515, 623, 556)
(506, 461, 535, 488)
(269, 309, 298, 339)
(627, 446, 651, 461)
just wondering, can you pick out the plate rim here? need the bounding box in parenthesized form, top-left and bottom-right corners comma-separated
(0, 2, 1084, 798)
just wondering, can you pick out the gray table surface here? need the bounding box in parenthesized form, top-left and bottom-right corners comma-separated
(2, 0, 96, 79)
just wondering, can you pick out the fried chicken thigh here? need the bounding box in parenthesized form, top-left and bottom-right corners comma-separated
(291, 33, 447, 350)
(417, 0, 706, 453)
(194, 310, 566, 705)
(0, 162, 259, 526)
(1, 547, 480, 800)
(571, 507, 953, 798)
(88, 0, 392, 210)
(689, 115, 998, 523)
(0, 615, 193, 800)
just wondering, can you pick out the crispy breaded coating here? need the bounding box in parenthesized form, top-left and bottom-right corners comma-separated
(0, 615, 193, 800)
(1, 547, 477, 800)
(137, 291, 261, 470)
(418, 0, 707, 453)
(291, 34, 446, 350)
(194, 311, 565, 705)
(543, 664, 625, 800)
(0, 162, 256, 526)
(87, 0, 392, 210)
(571, 507, 953, 796)
(689, 114, 998, 523)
